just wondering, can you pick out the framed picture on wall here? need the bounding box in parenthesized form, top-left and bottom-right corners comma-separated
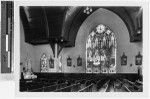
(121, 52, 127, 66)
(49, 57, 54, 68)
(77, 56, 82, 66)
(135, 52, 142, 65)
(67, 56, 72, 66)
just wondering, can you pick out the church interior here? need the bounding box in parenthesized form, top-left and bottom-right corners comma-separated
(19, 6, 143, 92)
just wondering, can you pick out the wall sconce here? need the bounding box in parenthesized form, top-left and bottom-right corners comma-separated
(67, 56, 72, 66)
(135, 51, 142, 65)
(77, 55, 82, 66)
(121, 52, 127, 66)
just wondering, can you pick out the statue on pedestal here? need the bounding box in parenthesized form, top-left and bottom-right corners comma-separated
(23, 54, 37, 79)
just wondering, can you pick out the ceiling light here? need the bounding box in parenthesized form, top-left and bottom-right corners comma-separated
(83, 7, 92, 15)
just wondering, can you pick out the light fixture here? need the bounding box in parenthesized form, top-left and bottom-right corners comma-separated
(83, 6, 92, 15)
(136, 7, 142, 35)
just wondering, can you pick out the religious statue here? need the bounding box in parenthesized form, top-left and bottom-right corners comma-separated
(24, 55, 31, 70)
(23, 54, 37, 79)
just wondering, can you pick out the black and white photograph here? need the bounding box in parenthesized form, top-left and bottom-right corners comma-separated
(1, 0, 150, 99)
(19, 5, 144, 92)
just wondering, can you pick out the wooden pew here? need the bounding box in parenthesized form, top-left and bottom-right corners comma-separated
(113, 79, 126, 92)
(43, 84, 58, 92)
(78, 83, 94, 92)
(123, 79, 142, 92)
(98, 80, 110, 92)
(28, 82, 68, 92)
(106, 79, 115, 92)
(71, 83, 81, 92)
(20, 81, 28, 92)
(79, 78, 93, 89)
(44, 81, 57, 87)
(66, 79, 76, 85)
(123, 85, 131, 92)
(43, 82, 68, 92)
(28, 87, 43, 92)
(135, 80, 143, 85)
(20, 85, 28, 92)
(114, 79, 131, 92)
(54, 83, 81, 92)
(57, 82, 68, 89)
(57, 79, 66, 84)
(27, 82, 43, 91)
(96, 78, 109, 91)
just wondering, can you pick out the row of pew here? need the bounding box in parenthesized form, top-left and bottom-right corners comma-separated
(20, 74, 143, 92)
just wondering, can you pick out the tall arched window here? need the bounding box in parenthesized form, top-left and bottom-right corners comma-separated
(86, 24, 117, 74)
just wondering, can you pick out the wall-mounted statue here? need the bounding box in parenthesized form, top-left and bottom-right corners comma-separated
(40, 53, 48, 72)
(135, 51, 142, 65)
(77, 55, 82, 66)
(67, 56, 72, 66)
(121, 52, 127, 66)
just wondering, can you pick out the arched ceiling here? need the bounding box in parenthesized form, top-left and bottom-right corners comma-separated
(20, 6, 142, 48)
(64, 7, 142, 47)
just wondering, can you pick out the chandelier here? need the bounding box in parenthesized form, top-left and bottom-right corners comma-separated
(83, 6, 92, 15)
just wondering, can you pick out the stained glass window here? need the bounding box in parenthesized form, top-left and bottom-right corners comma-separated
(41, 53, 49, 72)
(86, 24, 117, 74)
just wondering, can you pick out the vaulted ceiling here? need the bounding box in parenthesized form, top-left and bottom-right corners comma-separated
(20, 6, 142, 48)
